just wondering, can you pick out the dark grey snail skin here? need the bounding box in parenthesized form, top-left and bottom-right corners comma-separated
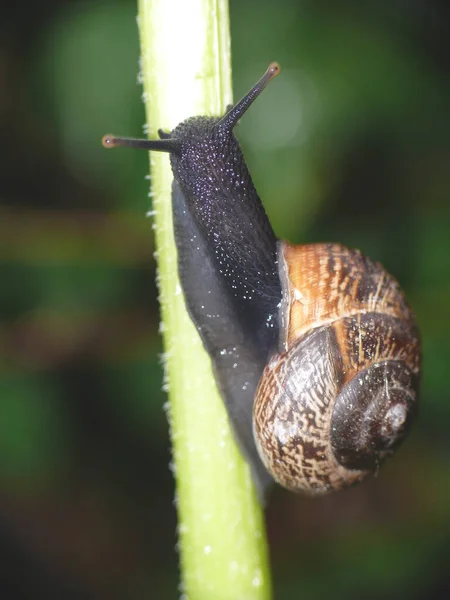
(103, 63, 421, 500)
(170, 177, 279, 495)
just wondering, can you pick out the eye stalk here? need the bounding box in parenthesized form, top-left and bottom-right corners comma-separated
(101, 132, 180, 154)
(102, 62, 280, 152)
(217, 62, 280, 132)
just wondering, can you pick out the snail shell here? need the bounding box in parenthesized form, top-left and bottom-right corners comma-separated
(253, 242, 420, 494)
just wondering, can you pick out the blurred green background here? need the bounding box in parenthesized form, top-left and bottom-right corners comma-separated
(1, 0, 449, 598)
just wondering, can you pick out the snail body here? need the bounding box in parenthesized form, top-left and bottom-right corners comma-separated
(103, 64, 420, 498)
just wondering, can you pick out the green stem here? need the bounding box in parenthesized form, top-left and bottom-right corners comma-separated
(137, 0, 271, 598)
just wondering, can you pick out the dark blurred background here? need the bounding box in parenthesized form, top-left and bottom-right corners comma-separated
(1, 0, 449, 598)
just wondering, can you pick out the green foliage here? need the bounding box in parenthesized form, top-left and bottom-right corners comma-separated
(0, 377, 64, 485)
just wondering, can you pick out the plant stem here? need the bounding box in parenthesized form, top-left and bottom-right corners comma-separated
(137, 0, 271, 598)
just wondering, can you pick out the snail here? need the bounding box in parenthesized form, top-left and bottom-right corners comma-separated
(103, 63, 421, 497)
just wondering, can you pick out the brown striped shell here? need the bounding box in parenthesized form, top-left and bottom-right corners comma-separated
(253, 242, 420, 494)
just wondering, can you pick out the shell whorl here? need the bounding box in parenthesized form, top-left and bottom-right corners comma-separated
(253, 243, 420, 494)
